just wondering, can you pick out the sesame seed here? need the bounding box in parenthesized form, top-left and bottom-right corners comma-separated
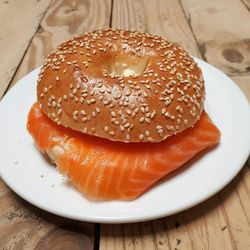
(126, 109, 132, 115)
(125, 89, 131, 96)
(141, 107, 145, 113)
(147, 137, 154, 142)
(80, 110, 86, 115)
(104, 126, 109, 132)
(120, 125, 125, 132)
(139, 117, 145, 123)
(126, 134, 130, 141)
(139, 134, 144, 141)
(109, 131, 115, 136)
(124, 122, 130, 128)
(157, 128, 163, 134)
(82, 117, 88, 122)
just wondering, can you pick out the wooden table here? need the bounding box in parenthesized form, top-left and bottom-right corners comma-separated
(0, 0, 250, 249)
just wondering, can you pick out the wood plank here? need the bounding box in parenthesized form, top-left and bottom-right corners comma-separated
(180, 0, 250, 77)
(0, 181, 94, 249)
(101, 191, 235, 250)
(163, 196, 234, 250)
(111, 0, 201, 57)
(100, 0, 250, 249)
(219, 168, 250, 250)
(0, 0, 111, 248)
(0, 0, 51, 99)
(10, 0, 111, 89)
(176, 0, 250, 248)
(241, 0, 250, 10)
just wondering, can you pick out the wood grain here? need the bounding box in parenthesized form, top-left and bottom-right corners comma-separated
(0, 180, 94, 249)
(99, 0, 250, 249)
(100, 191, 236, 250)
(0, 0, 111, 249)
(176, 4, 250, 247)
(9, 0, 111, 89)
(180, 0, 250, 77)
(0, 0, 51, 99)
(241, 0, 250, 10)
(111, 0, 200, 57)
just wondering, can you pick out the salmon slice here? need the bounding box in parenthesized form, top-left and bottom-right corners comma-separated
(27, 103, 220, 200)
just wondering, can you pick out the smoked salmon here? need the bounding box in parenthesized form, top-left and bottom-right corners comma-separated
(27, 102, 220, 200)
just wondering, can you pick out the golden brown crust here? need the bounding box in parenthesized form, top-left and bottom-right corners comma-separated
(37, 29, 205, 142)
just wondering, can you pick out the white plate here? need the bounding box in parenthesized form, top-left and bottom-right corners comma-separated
(0, 58, 250, 223)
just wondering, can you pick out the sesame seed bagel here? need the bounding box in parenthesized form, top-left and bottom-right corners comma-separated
(37, 29, 205, 143)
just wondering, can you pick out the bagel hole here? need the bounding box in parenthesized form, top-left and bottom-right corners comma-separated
(107, 54, 149, 77)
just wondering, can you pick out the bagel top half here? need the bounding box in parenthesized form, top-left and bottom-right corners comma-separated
(37, 29, 205, 143)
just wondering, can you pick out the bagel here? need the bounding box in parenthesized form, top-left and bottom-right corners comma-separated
(37, 29, 205, 142)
